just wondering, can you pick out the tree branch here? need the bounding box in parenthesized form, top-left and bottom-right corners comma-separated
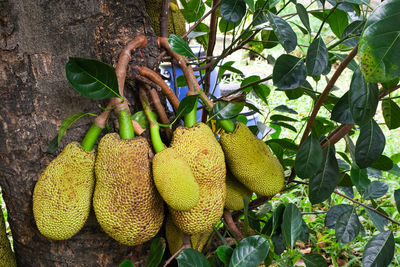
(160, 0, 170, 38)
(223, 210, 244, 240)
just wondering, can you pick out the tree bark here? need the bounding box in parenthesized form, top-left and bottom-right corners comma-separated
(0, 0, 163, 266)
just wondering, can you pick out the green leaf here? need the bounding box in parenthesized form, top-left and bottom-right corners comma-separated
(228, 235, 269, 267)
(217, 246, 234, 265)
(271, 203, 285, 235)
(285, 88, 304, 100)
(146, 237, 165, 267)
(309, 145, 339, 204)
(219, 18, 241, 32)
(327, 9, 348, 38)
(269, 114, 297, 122)
(253, 84, 270, 105)
(220, 0, 247, 23)
(295, 134, 324, 179)
(177, 95, 199, 118)
(267, 138, 298, 151)
(120, 260, 134, 267)
(244, 0, 255, 11)
(365, 204, 388, 232)
(57, 112, 95, 145)
(394, 189, 400, 213)
(210, 101, 245, 120)
(355, 119, 385, 169)
(331, 92, 354, 124)
(364, 181, 388, 199)
(359, 0, 400, 82)
(273, 55, 307, 90)
(350, 163, 370, 192)
(274, 105, 298, 114)
(381, 78, 399, 90)
(335, 209, 361, 243)
(382, 99, 400, 130)
(302, 254, 328, 267)
(370, 155, 393, 171)
(341, 20, 364, 48)
(306, 37, 329, 76)
(261, 30, 279, 49)
(267, 12, 297, 53)
(180, 0, 205, 23)
(296, 3, 311, 33)
(362, 231, 395, 267)
(47, 135, 59, 152)
(219, 61, 244, 79)
(177, 248, 211, 267)
(270, 121, 297, 133)
(282, 203, 303, 249)
(65, 57, 119, 99)
(348, 68, 379, 126)
(168, 34, 196, 58)
(132, 111, 154, 130)
(325, 204, 353, 229)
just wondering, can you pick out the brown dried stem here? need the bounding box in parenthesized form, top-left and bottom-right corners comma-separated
(223, 210, 244, 240)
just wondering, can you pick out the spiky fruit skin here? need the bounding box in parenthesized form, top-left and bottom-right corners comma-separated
(0, 208, 16, 266)
(33, 142, 95, 240)
(93, 133, 164, 246)
(153, 148, 199, 211)
(169, 123, 226, 235)
(220, 122, 284, 196)
(225, 172, 253, 211)
(145, 0, 186, 37)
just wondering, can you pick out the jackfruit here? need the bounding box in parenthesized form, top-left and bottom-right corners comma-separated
(220, 122, 284, 196)
(153, 147, 200, 211)
(169, 123, 226, 234)
(0, 207, 16, 266)
(225, 172, 253, 211)
(93, 133, 164, 246)
(145, 0, 186, 37)
(33, 142, 95, 240)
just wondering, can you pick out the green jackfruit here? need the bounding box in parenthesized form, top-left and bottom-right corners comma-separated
(93, 133, 164, 246)
(220, 122, 284, 196)
(225, 172, 253, 211)
(0, 207, 16, 266)
(169, 123, 226, 235)
(33, 142, 95, 240)
(153, 148, 199, 211)
(145, 0, 186, 37)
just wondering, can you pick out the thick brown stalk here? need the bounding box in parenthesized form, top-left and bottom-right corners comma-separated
(299, 45, 358, 147)
(136, 66, 180, 110)
(223, 210, 244, 240)
(321, 124, 354, 149)
(160, 0, 170, 38)
(93, 98, 120, 128)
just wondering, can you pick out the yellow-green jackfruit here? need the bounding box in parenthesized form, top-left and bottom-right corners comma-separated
(225, 172, 253, 211)
(33, 142, 95, 240)
(220, 122, 284, 196)
(0, 207, 16, 266)
(93, 133, 164, 246)
(145, 0, 186, 37)
(153, 148, 199, 211)
(169, 123, 226, 235)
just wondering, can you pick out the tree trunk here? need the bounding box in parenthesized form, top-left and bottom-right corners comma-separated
(0, 0, 163, 265)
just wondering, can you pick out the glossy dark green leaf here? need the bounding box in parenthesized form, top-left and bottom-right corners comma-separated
(381, 78, 399, 90)
(331, 92, 354, 124)
(253, 84, 270, 105)
(219, 61, 244, 78)
(216, 246, 234, 265)
(210, 101, 245, 120)
(253, 10, 268, 29)
(285, 88, 304, 100)
(146, 237, 165, 267)
(271, 233, 285, 255)
(362, 231, 395, 267)
(177, 94, 199, 118)
(359, 0, 400, 82)
(382, 99, 400, 130)
(219, 18, 241, 32)
(270, 121, 297, 133)
(296, 3, 311, 33)
(272, 203, 285, 235)
(350, 163, 370, 192)
(177, 248, 211, 267)
(364, 181, 388, 199)
(267, 12, 297, 53)
(302, 254, 328, 267)
(261, 30, 279, 49)
(370, 155, 393, 171)
(355, 119, 385, 169)
(335, 209, 361, 243)
(325, 204, 353, 229)
(180, 0, 205, 23)
(228, 235, 269, 267)
(309, 145, 339, 204)
(295, 134, 324, 179)
(273, 55, 307, 90)
(338, 173, 353, 187)
(47, 135, 59, 152)
(341, 20, 364, 48)
(267, 138, 298, 151)
(273, 105, 298, 114)
(220, 0, 247, 23)
(328, 9, 348, 38)
(120, 260, 134, 267)
(58, 112, 95, 145)
(348, 68, 379, 126)
(335, 53, 359, 71)
(282, 203, 303, 249)
(270, 114, 297, 122)
(244, 0, 255, 11)
(65, 57, 119, 99)
(306, 38, 328, 76)
(132, 110, 154, 130)
(168, 34, 196, 58)
(394, 189, 400, 213)
(365, 204, 388, 232)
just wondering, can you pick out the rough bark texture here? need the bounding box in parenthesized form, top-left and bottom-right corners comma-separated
(0, 0, 164, 266)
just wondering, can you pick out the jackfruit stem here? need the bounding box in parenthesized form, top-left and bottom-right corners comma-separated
(184, 97, 198, 128)
(219, 119, 235, 133)
(81, 124, 102, 151)
(118, 109, 135, 140)
(150, 124, 165, 153)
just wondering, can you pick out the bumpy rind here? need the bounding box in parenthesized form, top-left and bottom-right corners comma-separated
(220, 122, 284, 196)
(225, 172, 253, 211)
(169, 123, 226, 235)
(0, 206, 16, 266)
(33, 142, 95, 240)
(153, 148, 200, 211)
(93, 133, 164, 246)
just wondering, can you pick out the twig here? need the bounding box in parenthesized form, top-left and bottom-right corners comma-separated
(134, 74, 163, 92)
(223, 210, 244, 240)
(379, 84, 400, 98)
(163, 234, 191, 266)
(321, 124, 354, 149)
(160, 0, 170, 38)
